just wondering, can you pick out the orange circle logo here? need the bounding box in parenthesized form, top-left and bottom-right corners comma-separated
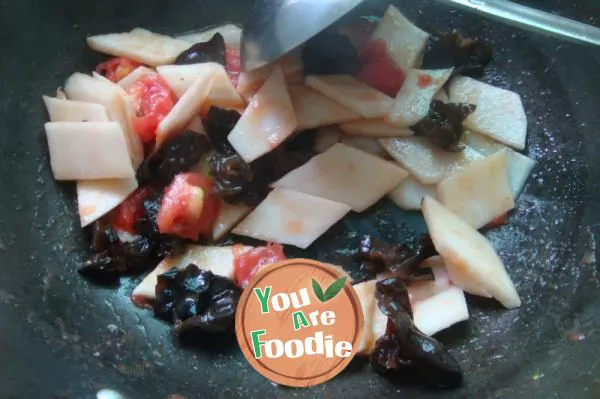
(235, 259, 364, 387)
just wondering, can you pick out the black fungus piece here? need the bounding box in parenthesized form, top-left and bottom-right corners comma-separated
(154, 264, 242, 334)
(174, 33, 226, 66)
(78, 251, 124, 282)
(422, 30, 493, 78)
(137, 131, 211, 186)
(358, 235, 436, 282)
(412, 100, 476, 153)
(204, 107, 242, 152)
(370, 277, 463, 388)
(302, 32, 362, 76)
(134, 192, 164, 237)
(90, 220, 119, 253)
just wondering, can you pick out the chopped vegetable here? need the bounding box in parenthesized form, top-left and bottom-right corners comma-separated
(352, 280, 378, 354)
(176, 24, 242, 49)
(95, 57, 141, 82)
(127, 73, 176, 143)
(412, 285, 469, 336)
(212, 202, 253, 240)
(227, 68, 297, 163)
(340, 136, 388, 159)
(43, 96, 109, 122)
(200, 64, 245, 114)
(288, 84, 360, 130)
(449, 76, 527, 150)
(437, 149, 515, 229)
(44, 121, 135, 180)
(305, 74, 394, 118)
(236, 51, 303, 99)
(413, 100, 476, 152)
(388, 68, 454, 127)
(422, 196, 521, 308)
(388, 175, 437, 211)
(302, 32, 362, 76)
(274, 143, 408, 212)
(112, 186, 155, 233)
(380, 137, 483, 184)
(117, 66, 155, 91)
(87, 28, 191, 66)
(76, 178, 138, 227)
(370, 5, 429, 73)
(234, 243, 286, 288)
(405, 255, 451, 302)
(157, 63, 219, 98)
(174, 33, 226, 66)
(339, 118, 413, 138)
(232, 187, 351, 249)
(357, 39, 406, 97)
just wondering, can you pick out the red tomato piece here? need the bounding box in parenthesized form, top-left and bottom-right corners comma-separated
(95, 57, 141, 83)
(157, 173, 221, 240)
(225, 47, 241, 86)
(127, 73, 176, 143)
(234, 244, 287, 288)
(112, 186, 154, 233)
(357, 39, 406, 97)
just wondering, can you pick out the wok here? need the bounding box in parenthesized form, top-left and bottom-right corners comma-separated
(0, 0, 599, 397)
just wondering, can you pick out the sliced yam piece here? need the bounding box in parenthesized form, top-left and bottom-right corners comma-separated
(437, 149, 515, 229)
(87, 28, 191, 66)
(370, 5, 430, 72)
(117, 66, 155, 91)
(352, 280, 377, 355)
(380, 137, 483, 184)
(314, 126, 344, 153)
(412, 285, 469, 336)
(187, 115, 206, 134)
(461, 129, 506, 156)
(388, 174, 437, 211)
(157, 63, 220, 98)
(449, 76, 527, 150)
(340, 136, 388, 159)
(201, 65, 246, 113)
(76, 178, 138, 227)
(305, 75, 394, 118)
(56, 87, 67, 100)
(422, 196, 521, 308)
(212, 202, 253, 240)
(339, 119, 413, 138)
(232, 187, 351, 249)
(274, 143, 409, 212)
(388, 68, 454, 126)
(176, 24, 242, 48)
(288, 84, 360, 130)
(369, 306, 389, 353)
(433, 89, 449, 103)
(45, 122, 135, 180)
(131, 244, 251, 306)
(227, 68, 297, 163)
(155, 68, 215, 147)
(43, 96, 109, 122)
(64, 73, 143, 168)
(237, 51, 304, 99)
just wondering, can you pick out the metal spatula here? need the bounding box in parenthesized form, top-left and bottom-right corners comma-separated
(241, 0, 600, 71)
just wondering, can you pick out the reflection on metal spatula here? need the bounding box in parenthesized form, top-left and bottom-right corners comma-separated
(241, 0, 600, 71)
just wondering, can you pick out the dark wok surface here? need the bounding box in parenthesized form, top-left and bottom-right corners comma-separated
(1, 0, 599, 397)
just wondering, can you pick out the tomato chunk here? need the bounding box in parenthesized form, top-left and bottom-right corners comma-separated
(157, 173, 221, 240)
(234, 244, 287, 288)
(96, 57, 141, 83)
(225, 47, 241, 86)
(127, 73, 176, 143)
(112, 186, 154, 233)
(357, 39, 406, 97)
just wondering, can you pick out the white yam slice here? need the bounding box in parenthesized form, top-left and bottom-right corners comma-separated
(232, 188, 351, 249)
(422, 196, 521, 308)
(227, 68, 297, 163)
(76, 178, 138, 227)
(380, 137, 483, 184)
(117, 66, 155, 91)
(412, 286, 469, 336)
(339, 119, 413, 138)
(288, 84, 360, 130)
(437, 149, 515, 229)
(388, 68, 454, 126)
(314, 126, 344, 153)
(155, 68, 215, 147)
(187, 116, 206, 135)
(461, 131, 535, 198)
(237, 51, 303, 99)
(87, 28, 191, 66)
(176, 24, 242, 48)
(212, 202, 253, 240)
(274, 143, 408, 212)
(131, 245, 251, 306)
(157, 63, 219, 98)
(56, 88, 67, 100)
(201, 65, 246, 114)
(352, 280, 377, 354)
(449, 76, 527, 150)
(44, 122, 135, 180)
(388, 175, 437, 211)
(370, 306, 389, 353)
(370, 5, 429, 72)
(43, 96, 109, 122)
(433, 89, 449, 103)
(408, 256, 451, 302)
(305, 75, 394, 118)
(64, 73, 143, 168)
(340, 136, 388, 159)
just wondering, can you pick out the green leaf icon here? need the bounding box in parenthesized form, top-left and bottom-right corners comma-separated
(323, 276, 347, 302)
(312, 279, 325, 302)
